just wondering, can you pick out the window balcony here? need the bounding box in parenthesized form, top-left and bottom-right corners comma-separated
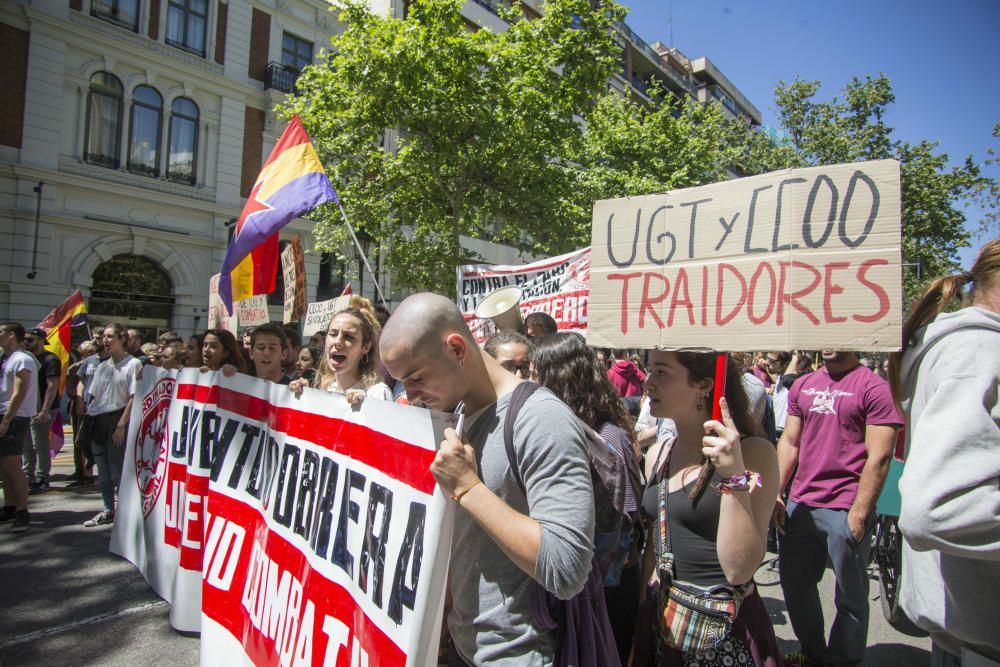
(265, 62, 299, 94)
(615, 21, 693, 96)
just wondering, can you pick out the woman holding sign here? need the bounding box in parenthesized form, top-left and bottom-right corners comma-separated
(637, 351, 780, 666)
(292, 299, 391, 405)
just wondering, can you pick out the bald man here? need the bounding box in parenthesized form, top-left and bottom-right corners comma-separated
(381, 294, 594, 666)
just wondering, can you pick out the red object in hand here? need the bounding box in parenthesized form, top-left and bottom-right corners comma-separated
(712, 352, 728, 422)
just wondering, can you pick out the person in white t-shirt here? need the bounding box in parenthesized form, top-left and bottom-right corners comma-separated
(80, 324, 142, 528)
(0, 322, 38, 533)
(291, 303, 391, 405)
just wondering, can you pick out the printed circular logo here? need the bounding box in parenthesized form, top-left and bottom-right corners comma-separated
(136, 378, 175, 518)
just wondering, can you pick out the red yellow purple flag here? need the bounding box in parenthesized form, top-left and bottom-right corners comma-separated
(219, 115, 338, 313)
(36, 290, 88, 394)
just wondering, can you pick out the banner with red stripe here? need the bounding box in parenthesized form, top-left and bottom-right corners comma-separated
(112, 367, 457, 666)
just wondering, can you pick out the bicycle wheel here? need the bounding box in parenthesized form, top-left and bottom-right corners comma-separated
(875, 515, 928, 637)
(754, 555, 781, 586)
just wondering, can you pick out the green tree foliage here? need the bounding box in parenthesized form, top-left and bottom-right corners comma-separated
(974, 121, 1000, 238)
(559, 84, 800, 246)
(280, 0, 625, 294)
(772, 75, 999, 301)
(283, 0, 995, 303)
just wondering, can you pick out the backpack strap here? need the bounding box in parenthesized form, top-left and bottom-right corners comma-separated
(503, 381, 542, 496)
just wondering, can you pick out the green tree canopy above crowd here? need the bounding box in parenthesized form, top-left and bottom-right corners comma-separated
(281, 0, 627, 294)
(771, 75, 998, 302)
(282, 0, 998, 299)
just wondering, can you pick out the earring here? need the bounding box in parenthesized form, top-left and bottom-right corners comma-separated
(361, 352, 369, 366)
(696, 395, 704, 412)
(459, 357, 465, 368)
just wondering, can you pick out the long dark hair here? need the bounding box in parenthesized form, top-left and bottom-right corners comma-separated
(889, 237, 1000, 404)
(531, 332, 636, 449)
(203, 328, 247, 373)
(673, 351, 760, 503)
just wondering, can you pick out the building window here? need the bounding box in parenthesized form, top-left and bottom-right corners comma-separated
(128, 85, 163, 178)
(281, 32, 313, 74)
(84, 72, 124, 169)
(167, 97, 199, 184)
(317, 252, 346, 301)
(91, 0, 139, 31)
(166, 0, 208, 56)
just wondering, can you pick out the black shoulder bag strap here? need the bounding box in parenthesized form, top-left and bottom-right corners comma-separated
(503, 381, 541, 495)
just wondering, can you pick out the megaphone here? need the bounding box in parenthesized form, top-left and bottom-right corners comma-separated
(475, 286, 524, 333)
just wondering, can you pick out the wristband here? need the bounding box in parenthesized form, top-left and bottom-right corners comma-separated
(715, 471, 762, 494)
(451, 479, 481, 503)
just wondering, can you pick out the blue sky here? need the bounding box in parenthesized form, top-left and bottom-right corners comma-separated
(620, 0, 999, 268)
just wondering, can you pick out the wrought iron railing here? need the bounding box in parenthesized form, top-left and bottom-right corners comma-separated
(265, 62, 299, 94)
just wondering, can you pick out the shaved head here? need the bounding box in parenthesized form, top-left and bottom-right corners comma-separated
(380, 293, 483, 410)
(380, 293, 474, 359)
(382, 293, 522, 413)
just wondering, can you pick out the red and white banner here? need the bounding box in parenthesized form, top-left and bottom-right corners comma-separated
(456, 248, 591, 343)
(112, 367, 457, 666)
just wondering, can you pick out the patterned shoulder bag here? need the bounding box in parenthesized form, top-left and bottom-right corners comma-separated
(656, 457, 748, 654)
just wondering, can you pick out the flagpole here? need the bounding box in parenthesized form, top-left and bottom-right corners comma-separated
(335, 200, 388, 310)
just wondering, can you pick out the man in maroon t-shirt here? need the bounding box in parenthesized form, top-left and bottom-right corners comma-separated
(773, 351, 902, 667)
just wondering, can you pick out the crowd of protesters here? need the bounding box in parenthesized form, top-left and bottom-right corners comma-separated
(1, 238, 997, 666)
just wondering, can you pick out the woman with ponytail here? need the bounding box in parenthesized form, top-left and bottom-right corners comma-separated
(637, 350, 780, 666)
(291, 296, 391, 405)
(889, 238, 1000, 664)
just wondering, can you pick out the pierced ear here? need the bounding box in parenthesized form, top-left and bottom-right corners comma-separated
(444, 332, 467, 364)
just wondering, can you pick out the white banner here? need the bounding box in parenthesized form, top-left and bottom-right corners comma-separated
(112, 367, 457, 665)
(455, 248, 591, 343)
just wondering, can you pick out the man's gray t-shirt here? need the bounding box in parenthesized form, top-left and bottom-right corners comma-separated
(450, 387, 595, 666)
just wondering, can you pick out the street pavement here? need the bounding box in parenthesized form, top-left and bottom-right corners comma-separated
(1, 445, 931, 666)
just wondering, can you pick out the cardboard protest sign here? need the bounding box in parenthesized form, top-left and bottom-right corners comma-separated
(209, 273, 237, 334)
(281, 236, 308, 324)
(236, 294, 270, 327)
(302, 296, 350, 337)
(210, 276, 269, 331)
(456, 248, 591, 343)
(587, 160, 902, 351)
(113, 368, 457, 665)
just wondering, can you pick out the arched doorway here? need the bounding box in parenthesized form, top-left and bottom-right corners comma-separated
(90, 254, 174, 340)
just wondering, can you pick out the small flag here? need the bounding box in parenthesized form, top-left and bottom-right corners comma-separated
(220, 115, 338, 314)
(36, 291, 88, 394)
(340, 283, 353, 296)
(49, 413, 65, 460)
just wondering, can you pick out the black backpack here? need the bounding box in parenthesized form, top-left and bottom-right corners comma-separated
(502, 381, 624, 667)
(503, 382, 632, 536)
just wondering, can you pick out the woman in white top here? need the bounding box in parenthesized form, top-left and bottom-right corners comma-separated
(292, 303, 391, 405)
